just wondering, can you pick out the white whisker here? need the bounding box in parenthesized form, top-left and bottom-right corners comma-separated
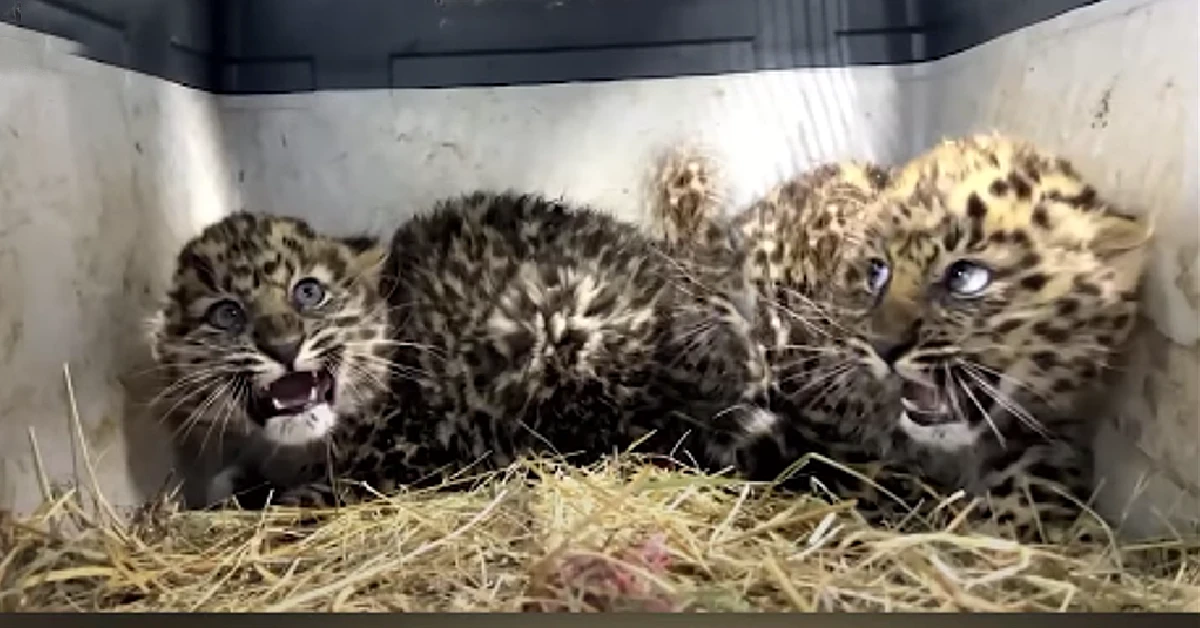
(959, 364, 1051, 440)
(950, 366, 1005, 447)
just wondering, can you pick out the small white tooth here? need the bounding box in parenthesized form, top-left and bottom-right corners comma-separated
(310, 371, 318, 381)
(901, 398, 918, 412)
(308, 388, 318, 401)
(272, 398, 285, 410)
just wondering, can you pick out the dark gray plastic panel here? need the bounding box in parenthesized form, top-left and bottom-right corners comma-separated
(1, 0, 217, 90)
(919, 0, 1107, 59)
(0, 0, 1102, 94)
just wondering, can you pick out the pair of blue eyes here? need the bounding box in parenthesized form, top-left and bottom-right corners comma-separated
(205, 277, 327, 330)
(866, 259, 992, 298)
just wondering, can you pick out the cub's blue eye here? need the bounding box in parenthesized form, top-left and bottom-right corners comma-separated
(292, 277, 326, 309)
(866, 258, 890, 294)
(206, 300, 245, 331)
(944, 260, 992, 297)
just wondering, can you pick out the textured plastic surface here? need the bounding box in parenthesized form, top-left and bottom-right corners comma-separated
(0, 0, 1101, 92)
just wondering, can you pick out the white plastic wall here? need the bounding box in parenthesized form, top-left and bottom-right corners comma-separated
(0, 0, 1194, 540)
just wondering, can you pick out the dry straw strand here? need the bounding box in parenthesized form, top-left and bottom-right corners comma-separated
(1, 379, 1199, 612)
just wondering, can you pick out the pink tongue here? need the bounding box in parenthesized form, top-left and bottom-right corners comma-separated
(269, 372, 316, 408)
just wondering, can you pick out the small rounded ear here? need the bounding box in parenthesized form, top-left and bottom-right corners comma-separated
(1092, 209, 1153, 258)
(341, 235, 387, 278)
(340, 235, 379, 255)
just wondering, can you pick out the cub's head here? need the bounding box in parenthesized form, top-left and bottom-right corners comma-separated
(149, 211, 390, 450)
(735, 159, 896, 357)
(833, 133, 1152, 452)
(736, 160, 894, 303)
(731, 161, 903, 437)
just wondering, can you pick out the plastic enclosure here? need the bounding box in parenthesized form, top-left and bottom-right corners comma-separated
(4, 0, 1102, 92)
(0, 0, 1194, 541)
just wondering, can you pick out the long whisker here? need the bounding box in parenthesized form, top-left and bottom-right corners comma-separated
(208, 379, 242, 458)
(343, 338, 447, 358)
(339, 364, 375, 418)
(959, 364, 1051, 440)
(145, 368, 230, 411)
(956, 359, 1058, 412)
(776, 285, 847, 335)
(779, 359, 854, 385)
(805, 363, 858, 411)
(768, 343, 843, 356)
(170, 377, 232, 448)
(194, 378, 238, 453)
(761, 295, 833, 340)
(351, 352, 430, 382)
(673, 319, 725, 365)
(343, 360, 391, 395)
(126, 360, 245, 378)
(949, 366, 1005, 446)
(779, 360, 857, 413)
(154, 372, 231, 430)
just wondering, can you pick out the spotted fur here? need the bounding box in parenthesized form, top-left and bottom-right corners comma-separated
(647, 143, 728, 248)
(653, 135, 1153, 543)
(828, 132, 1153, 540)
(253, 191, 776, 508)
(147, 212, 392, 508)
(647, 152, 907, 476)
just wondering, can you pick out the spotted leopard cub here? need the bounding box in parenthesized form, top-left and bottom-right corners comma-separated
(717, 159, 904, 478)
(653, 135, 1153, 543)
(649, 147, 903, 481)
(781, 134, 1151, 540)
(269, 191, 773, 509)
(147, 212, 390, 509)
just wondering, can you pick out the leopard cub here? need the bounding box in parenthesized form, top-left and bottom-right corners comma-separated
(163, 192, 780, 509)
(650, 134, 1153, 542)
(147, 211, 390, 508)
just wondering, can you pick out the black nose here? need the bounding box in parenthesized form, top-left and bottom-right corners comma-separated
(260, 342, 301, 368)
(871, 318, 922, 365)
(871, 339, 912, 365)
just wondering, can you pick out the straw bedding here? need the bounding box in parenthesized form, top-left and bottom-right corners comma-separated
(3, 448, 1198, 612)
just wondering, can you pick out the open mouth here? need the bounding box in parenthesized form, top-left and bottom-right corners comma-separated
(898, 379, 955, 426)
(248, 369, 335, 424)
